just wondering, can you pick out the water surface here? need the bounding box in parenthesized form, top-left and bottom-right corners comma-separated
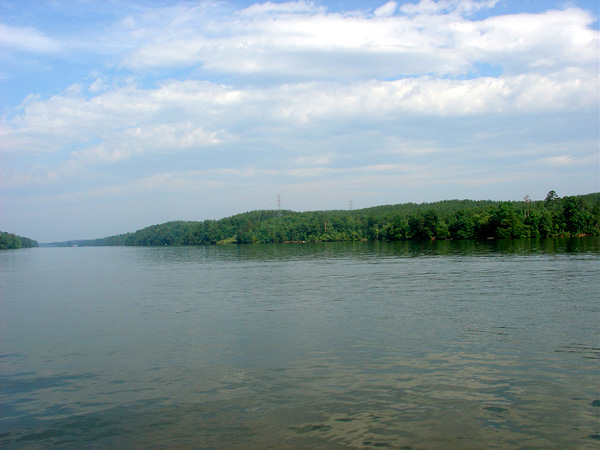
(1, 238, 599, 449)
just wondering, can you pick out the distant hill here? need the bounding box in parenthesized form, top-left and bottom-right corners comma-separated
(0, 231, 38, 249)
(47, 192, 600, 247)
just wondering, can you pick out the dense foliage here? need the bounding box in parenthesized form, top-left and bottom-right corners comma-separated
(63, 192, 600, 247)
(0, 231, 38, 249)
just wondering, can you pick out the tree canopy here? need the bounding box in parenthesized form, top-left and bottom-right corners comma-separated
(0, 232, 38, 249)
(55, 192, 600, 247)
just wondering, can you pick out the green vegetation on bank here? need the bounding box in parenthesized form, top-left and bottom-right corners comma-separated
(0, 231, 38, 249)
(55, 191, 600, 247)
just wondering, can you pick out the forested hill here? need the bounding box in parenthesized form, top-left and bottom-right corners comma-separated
(55, 192, 599, 247)
(0, 231, 38, 249)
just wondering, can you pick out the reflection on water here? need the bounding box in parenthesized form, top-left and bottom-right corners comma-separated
(0, 238, 599, 449)
(83, 236, 598, 266)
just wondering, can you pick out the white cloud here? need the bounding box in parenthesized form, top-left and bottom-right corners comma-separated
(374, 1, 398, 17)
(472, 8, 599, 74)
(0, 23, 60, 53)
(1, 65, 596, 189)
(271, 72, 597, 123)
(0, 81, 233, 155)
(399, 0, 500, 16)
(47, 161, 438, 201)
(541, 154, 597, 167)
(71, 123, 222, 165)
(239, 1, 322, 16)
(118, 0, 598, 81)
(88, 78, 106, 93)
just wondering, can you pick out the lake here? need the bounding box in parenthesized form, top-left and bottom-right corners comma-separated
(1, 238, 599, 449)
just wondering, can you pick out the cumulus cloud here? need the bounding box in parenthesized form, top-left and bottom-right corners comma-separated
(0, 81, 232, 154)
(118, 0, 598, 81)
(2, 68, 595, 161)
(1, 59, 597, 192)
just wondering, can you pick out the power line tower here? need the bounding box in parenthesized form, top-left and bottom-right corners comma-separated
(523, 195, 531, 218)
(277, 194, 282, 216)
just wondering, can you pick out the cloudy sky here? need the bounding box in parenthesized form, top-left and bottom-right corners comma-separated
(1, 0, 598, 242)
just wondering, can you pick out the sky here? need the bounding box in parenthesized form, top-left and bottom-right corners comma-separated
(1, 0, 598, 242)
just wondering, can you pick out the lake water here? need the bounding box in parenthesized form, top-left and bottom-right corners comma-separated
(1, 238, 599, 449)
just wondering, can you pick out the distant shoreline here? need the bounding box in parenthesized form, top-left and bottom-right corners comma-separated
(39, 192, 600, 248)
(0, 231, 38, 250)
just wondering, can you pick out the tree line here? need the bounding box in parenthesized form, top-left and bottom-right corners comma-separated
(0, 231, 38, 249)
(65, 191, 599, 247)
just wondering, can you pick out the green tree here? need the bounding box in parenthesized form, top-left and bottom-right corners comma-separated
(491, 203, 526, 239)
(407, 210, 438, 240)
(562, 196, 585, 235)
(449, 211, 474, 239)
(0, 232, 38, 249)
(545, 190, 559, 205)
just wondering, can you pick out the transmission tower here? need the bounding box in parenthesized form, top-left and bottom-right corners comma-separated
(277, 194, 282, 216)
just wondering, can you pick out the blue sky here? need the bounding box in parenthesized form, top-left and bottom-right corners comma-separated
(1, 0, 598, 242)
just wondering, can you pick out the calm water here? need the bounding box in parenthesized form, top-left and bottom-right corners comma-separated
(1, 239, 599, 449)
